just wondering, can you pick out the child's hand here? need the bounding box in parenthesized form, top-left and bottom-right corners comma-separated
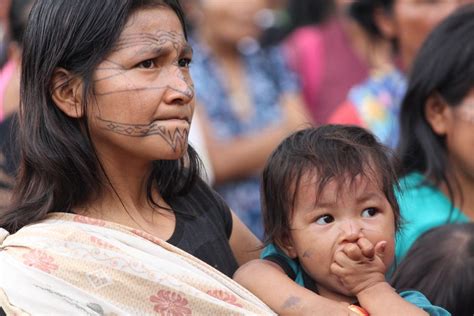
(330, 238, 387, 296)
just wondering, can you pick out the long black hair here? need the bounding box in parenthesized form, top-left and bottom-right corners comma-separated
(396, 5, 474, 206)
(0, 0, 201, 233)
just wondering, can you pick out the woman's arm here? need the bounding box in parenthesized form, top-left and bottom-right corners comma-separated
(357, 282, 428, 316)
(228, 210, 262, 265)
(234, 259, 359, 316)
(201, 93, 311, 184)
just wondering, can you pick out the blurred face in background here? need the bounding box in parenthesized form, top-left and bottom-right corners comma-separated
(197, 0, 269, 47)
(382, 0, 473, 70)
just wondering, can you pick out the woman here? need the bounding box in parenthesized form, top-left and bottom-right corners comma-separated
(395, 4, 474, 261)
(0, 0, 272, 314)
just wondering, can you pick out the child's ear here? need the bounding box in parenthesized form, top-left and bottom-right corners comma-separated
(50, 67, 85, 118)
(425, 94, 450, 136)
(277, 236, 298, 259)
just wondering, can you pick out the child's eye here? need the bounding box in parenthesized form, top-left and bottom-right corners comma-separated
(178, 57, 192, 68)
(315, 214, 334, 225)
(137, 59, 155, 69)
(361, 207, 379, 218)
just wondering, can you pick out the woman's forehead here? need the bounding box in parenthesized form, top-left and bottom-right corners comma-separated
(119, 6, 185, 43)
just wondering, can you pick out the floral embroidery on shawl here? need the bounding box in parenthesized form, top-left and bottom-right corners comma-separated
(150, 290, 192, 316)
(207, 289, 243, 308)
(22, 249, 58, 273)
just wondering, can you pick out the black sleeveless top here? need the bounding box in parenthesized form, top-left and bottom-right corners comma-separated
(167, 177, 239, 277)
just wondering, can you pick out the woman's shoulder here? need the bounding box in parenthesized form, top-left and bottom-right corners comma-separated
(396, 172, 454, 215)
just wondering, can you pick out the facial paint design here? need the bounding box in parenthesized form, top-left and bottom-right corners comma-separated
(92, 30, 194, 154)
(97, 117, 188, 152)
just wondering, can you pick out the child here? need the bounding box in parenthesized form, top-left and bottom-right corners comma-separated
(392, 223, 474, 316)
(234, 125, 449, 315)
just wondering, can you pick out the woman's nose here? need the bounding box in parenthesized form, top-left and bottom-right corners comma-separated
(163, 67, 195, 106)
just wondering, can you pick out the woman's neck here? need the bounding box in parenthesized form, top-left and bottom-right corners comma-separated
(441, 166, 474, 219)
(79, 150, 159, 226)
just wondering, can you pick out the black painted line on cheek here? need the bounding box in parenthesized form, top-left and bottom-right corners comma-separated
(97, 118, 189, 153)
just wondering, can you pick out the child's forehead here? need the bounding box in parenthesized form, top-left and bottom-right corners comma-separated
(296, 170, 384, 202)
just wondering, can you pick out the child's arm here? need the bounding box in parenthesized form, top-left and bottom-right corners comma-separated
(234, 259, 360, 316)
(331, 238, 428, 316)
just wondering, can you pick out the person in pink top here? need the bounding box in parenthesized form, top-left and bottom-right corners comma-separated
(284, 0, 391, 124)
(329, 0, 473, 148)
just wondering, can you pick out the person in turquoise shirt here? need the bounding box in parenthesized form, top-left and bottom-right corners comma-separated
(234, 125, 449, 315)
(395, 4, 474, 262)
(395, 173, 469, 261)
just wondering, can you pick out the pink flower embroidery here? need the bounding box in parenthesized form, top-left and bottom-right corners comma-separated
(73, 215, 106, 227)
(150, 290, 192, 316)
(206, 290, 242, 308)
(90, 236, 116, 250)
(22, 249, 59, 273)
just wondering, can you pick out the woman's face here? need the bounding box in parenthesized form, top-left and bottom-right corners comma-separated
(388, 0, 472, 69)
(442, 89, 474, 181)
(198, 0, 269, 45)
(88, 7, 194, 162)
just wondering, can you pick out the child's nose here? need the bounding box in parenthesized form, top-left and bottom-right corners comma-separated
(338, 220, 362, 242)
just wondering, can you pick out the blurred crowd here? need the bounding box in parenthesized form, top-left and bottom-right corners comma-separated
(0, 0, 473, 315)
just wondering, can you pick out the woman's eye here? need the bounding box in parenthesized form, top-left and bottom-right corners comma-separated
(361, 208, 378, 218)
(315, 214, 334, 225)
(138, 59, 155, 69)
(178, 58, 192, 68)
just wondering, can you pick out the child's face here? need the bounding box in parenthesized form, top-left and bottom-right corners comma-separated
(87, 7, 195, 163)
(284, 172, 396, 301)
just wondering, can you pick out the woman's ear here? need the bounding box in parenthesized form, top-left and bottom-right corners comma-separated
(50, 67, 85, 118)
(425, 94, 450, 136)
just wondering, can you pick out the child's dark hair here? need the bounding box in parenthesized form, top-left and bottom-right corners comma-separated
(261, 125, 400, 247)
(391, 223, 474, 316)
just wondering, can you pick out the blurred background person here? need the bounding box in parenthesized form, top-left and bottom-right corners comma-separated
(395, 4, 474, 261)
(0, 0, 30, 123)
(330, 0, 473, 147)
(183, 0, 310, 238)
(391, 223, 474, 316)
(0, 0, 9, 70)
(0, 0, 32, 211)
(283, 0, 392, 124)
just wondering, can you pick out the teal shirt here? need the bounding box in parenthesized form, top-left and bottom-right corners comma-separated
(262, 244, 451, 315)
(395, 172, 469, 262)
